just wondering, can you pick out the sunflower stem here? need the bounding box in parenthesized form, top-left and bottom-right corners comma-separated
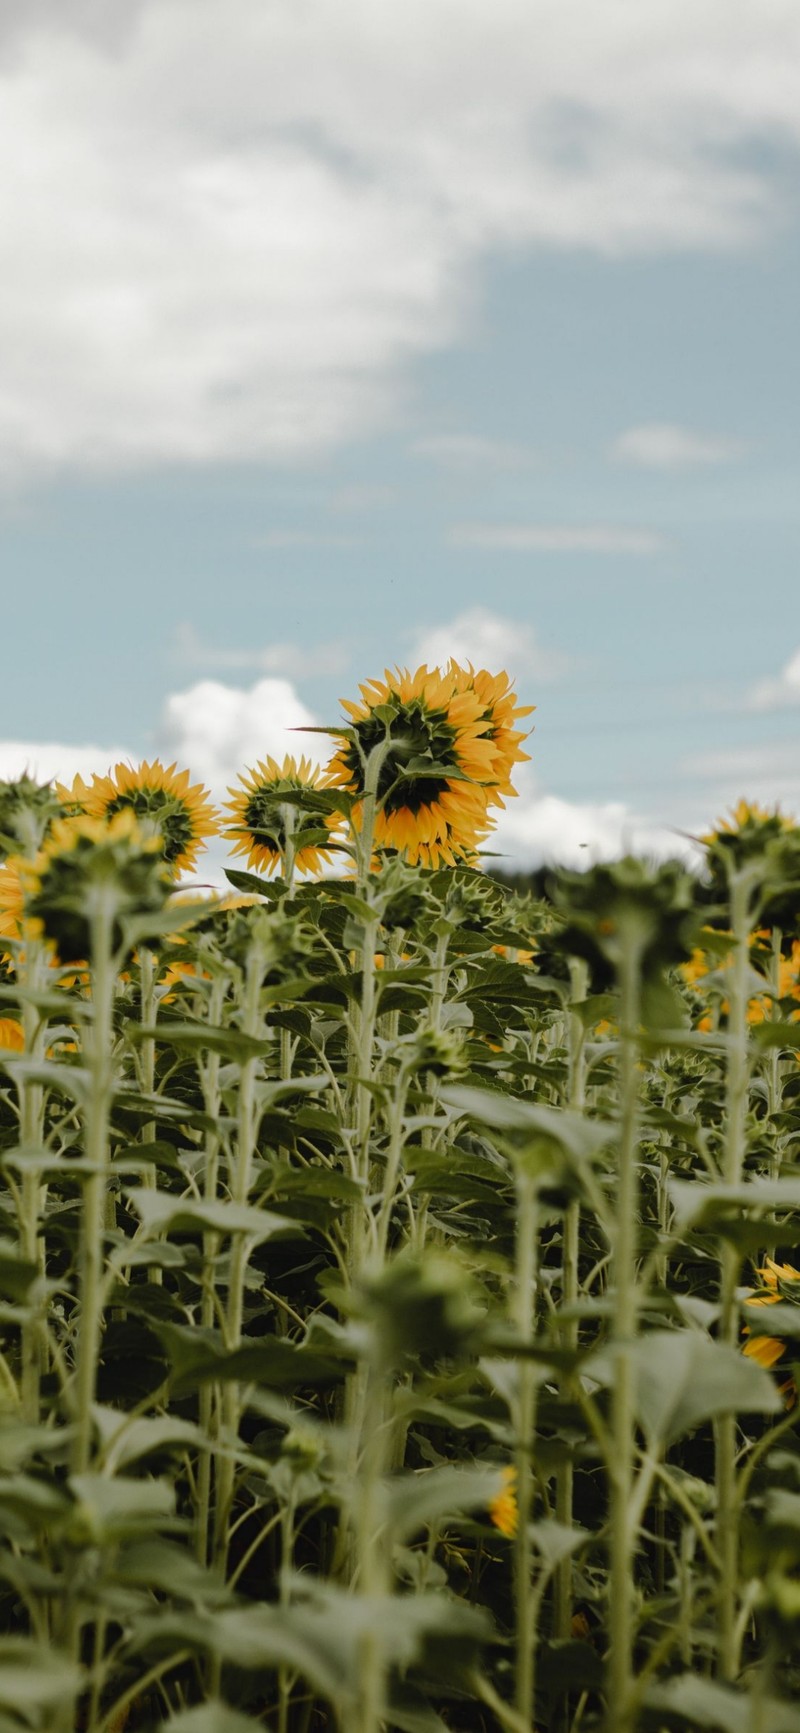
(554, 960, 587, 1648)
(513, 1168, 540, 1731)
(715, 867, 754, 1683)
(606, 929, 642, 1733)
(196, 975, 226, 1568)
(18, 939, 47, 1426)
(214, 942, 262, 1569)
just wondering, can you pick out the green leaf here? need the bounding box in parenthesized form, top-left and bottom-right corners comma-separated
(587, 1332, 780, 1444)
(125, 1190, 303, 1243)
(387, 1465, 506, 1540)
(441, 1084, 613, 1163)
(751, 1021, 800, 1051)
(128, 1020, 274, 1060)
(644, 1672, 800, 1731)
(670, 1177, 800, 1228)
(530, 1519, 591, 1571)
(160, 1710, 263, 1733)
(66, 1474, 178, 1543)
(0, 1641, 81, 1714)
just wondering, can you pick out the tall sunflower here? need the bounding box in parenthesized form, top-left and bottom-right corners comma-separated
(59, 760, 218, 877)
(224, 755, 338, 879)
(326, 664, 531, 868)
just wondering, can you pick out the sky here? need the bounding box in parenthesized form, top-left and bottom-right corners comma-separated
(1, 0, 799, 875)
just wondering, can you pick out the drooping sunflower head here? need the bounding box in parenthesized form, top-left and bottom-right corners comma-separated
(0, 775, 66, 862)
(224, 755, 339, 878)
(327, 664, 528, 868)
(18, 810, 171, 964)
(702, 799, 800, 927)
(58, 760, 219, 877)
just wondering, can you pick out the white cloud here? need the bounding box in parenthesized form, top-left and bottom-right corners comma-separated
(448, 523, 665, 554)
(611, 422, 745, 469)
(747, 647, 800, 712)
(1, 0, 800, 477)
(490, 768, 697, 869)
(157, 676, 323, 796)
(411, 434, 539, 472)
(0, 739, 132, 787)
(410, 606, 569, 683)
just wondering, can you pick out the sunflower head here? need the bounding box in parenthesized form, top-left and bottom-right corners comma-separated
(58, 760, 219, 877)
(703, 799, 800, 927)
(327, 663, 530, 869)
(19, 810, 172, 964)
(489, 1466, 518, 1538)
(742, 1259, 800, 1381)
(224, 755, 339, 879)
(0, 775, 66, 862)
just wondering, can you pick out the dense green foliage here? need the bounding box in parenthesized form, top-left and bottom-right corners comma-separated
(1, 759, 800, 1733)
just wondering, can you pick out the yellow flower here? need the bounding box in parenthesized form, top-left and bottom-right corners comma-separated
(681, 928, 800, 1034)
(489, 1465, 518, 1538)
(18, 811, 168, 964)
(224, 755, 338, 878)
(742, 1258, 800, 1379)
(327, 664, 530, 869)
(59, 760, 218, 877)
(451, 664, 533, 809)
(0, 1017, 24, 1052)
(0, 862, 24, 951)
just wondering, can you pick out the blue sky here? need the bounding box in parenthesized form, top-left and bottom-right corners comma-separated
(1, 0, 799, 869)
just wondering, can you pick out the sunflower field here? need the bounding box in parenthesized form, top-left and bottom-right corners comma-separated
(1, 664, 800, 1733)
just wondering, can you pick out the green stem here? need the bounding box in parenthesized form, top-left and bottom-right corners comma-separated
(715, 869, 753, 1683)
(214, 948, 261, 1569)
(71, 887, 116, 1476)
(556, 959, 587, 1644)
(606, 936, 641, 1733)
(513, 1170, 539, 1730)
(196, 976, 225, 1568)
(19, 941, 47, 1424)
(352, 1353, 390, 1733)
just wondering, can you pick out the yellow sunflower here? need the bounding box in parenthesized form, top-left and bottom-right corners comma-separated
(58, 760, 218, 877)
(224, 755, 338, 879)
(327, 664, 530, 869)
(0, 861, 24, 952)
(0, 1017, 24, 1052)
(489, 1465, 518, 1538)
(743, 1258, 800, 1381)
(681, 930, 800, 1033)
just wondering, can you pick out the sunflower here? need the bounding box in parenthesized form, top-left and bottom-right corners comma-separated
(327, 664, 530, 869)
(489, 1465, 518, 1538)
(19, 810, 169, 965)
(0, 862, 24, 952)
(224, 756, 338, 878)
(0, 1018, 24, 1052)
(743, 1258, 800, 1377)
(58, 760, 218, 877)
(682, 929, 800, 1033)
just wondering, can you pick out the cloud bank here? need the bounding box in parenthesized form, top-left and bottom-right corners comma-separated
(2, 0, 800, 478)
